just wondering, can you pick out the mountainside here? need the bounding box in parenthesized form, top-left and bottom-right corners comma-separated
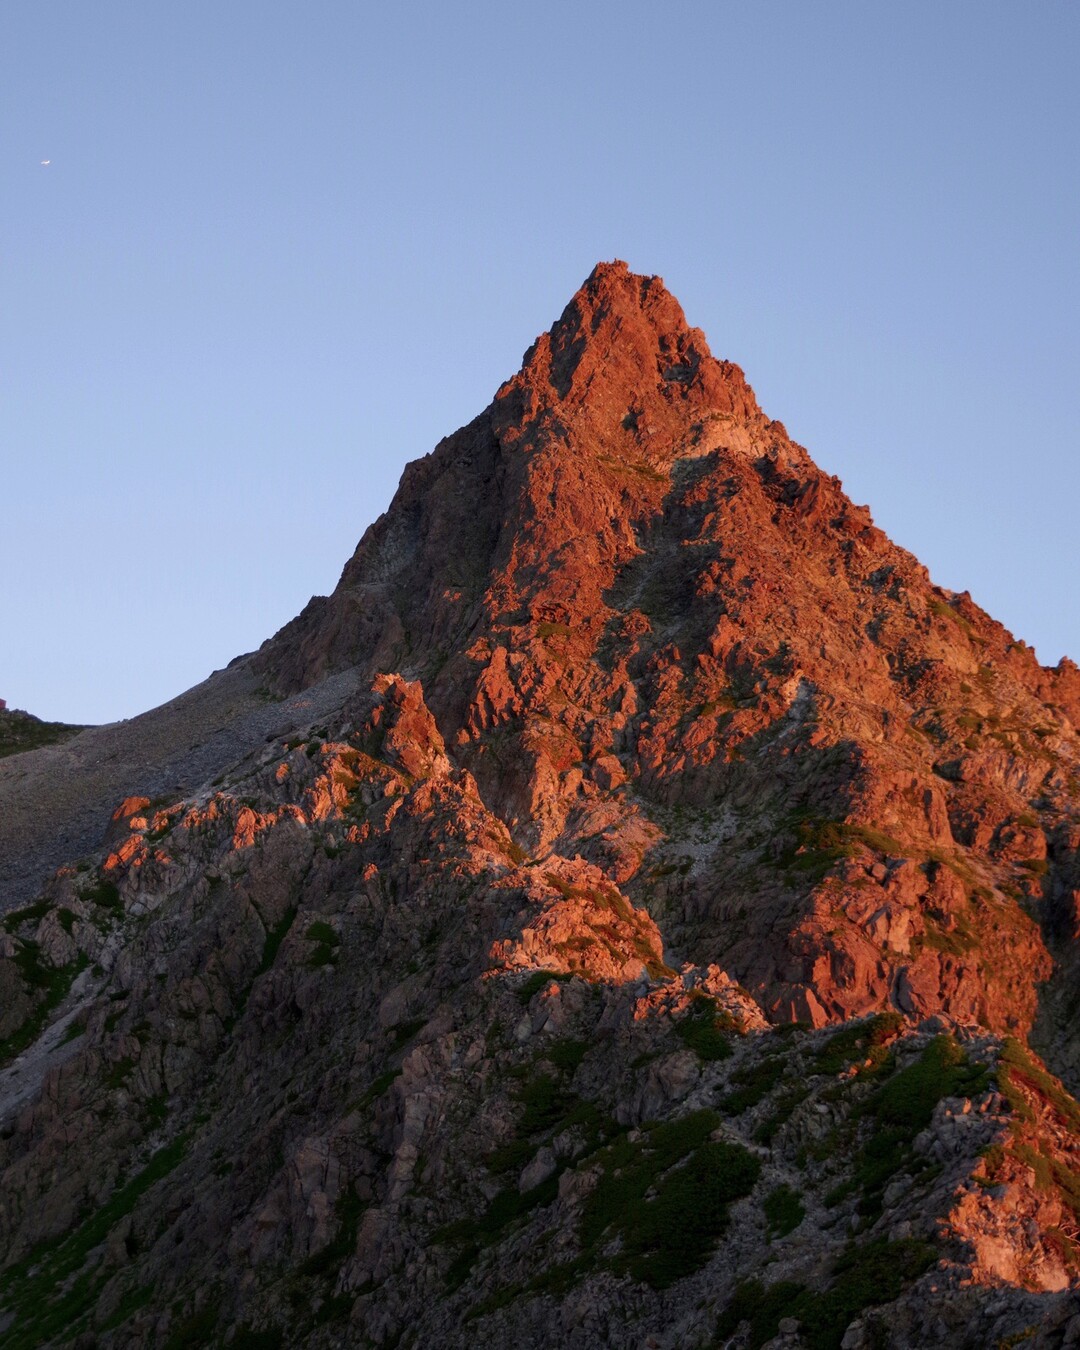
(0, 703, 86, 762)
(2, 262, 1080, 1349)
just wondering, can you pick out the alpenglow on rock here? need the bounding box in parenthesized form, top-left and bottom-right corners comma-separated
(1, 262, 1079, 1348)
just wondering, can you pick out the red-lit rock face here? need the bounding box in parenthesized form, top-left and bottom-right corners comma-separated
(256, 260, 1078, 1042)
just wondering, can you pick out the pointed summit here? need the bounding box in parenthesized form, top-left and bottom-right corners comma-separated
(257, 264, 779, 694)
(493, 261, 764, 462)
(545, 259, 705, 395)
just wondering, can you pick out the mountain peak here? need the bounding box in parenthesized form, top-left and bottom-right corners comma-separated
(4, 266, 1080, 1345)
(574, 258, 693, 338)
(494, 262, 763, 462)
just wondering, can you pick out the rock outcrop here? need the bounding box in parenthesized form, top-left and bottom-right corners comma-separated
(1, 263, 1078, 1349)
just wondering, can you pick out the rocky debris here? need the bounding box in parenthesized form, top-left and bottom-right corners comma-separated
(0, 664, 364, 911)
(0, 264, 1078, 1347)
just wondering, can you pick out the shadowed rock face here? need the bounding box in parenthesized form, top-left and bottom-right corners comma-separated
(2, 264, 1080, 1349)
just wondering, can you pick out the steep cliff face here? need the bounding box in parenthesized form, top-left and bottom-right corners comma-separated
(2, 265, 1079, 1349)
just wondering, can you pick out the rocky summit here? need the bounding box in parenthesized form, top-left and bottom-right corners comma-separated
(2, 262, 1080, 1350)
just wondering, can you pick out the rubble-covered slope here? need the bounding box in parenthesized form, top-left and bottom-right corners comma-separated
(1, 264, 1079, 1348)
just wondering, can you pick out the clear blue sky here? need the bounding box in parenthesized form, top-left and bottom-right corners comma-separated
(3, 3, 1077, 725)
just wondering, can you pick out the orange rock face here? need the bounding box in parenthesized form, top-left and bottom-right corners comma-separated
(257, 260, 1078, 1047)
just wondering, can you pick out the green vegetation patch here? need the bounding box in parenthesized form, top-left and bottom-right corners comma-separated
(928, 596, 976, 640)
(915, 914, 980, 957)
(299, 1186, 368, 1278)
(0, 709, 86, 759)
(763, 1183, 805, 1237)
(516, 1073, 568, 1136)
(813, 1012, 903, 1077)
(675, 994, 735, 1061)
(0, 1136, 187, 1349)
(998, 1038, 1080, 1131)
(163, 1299, 221, 1349)
(391, 1016, 426, 1047)
(444, 1109, 759, 1301)
(580, 1109, 760, 1288)
(0, 949, 88, 1068)
(598, 453, 667, 483)
(717, 1238, 936, 1350)
(486, 1072, 610, 1176)
(224, 904, 298, 1024)
(12, 937, 65, 990)
(852, 1035, 987, 1216)
(721, 1053, 786, 1113)
(535, 879, 676, 981)
(516, 969, 573, 1004)
(258, 905, 297, 975)
(776, 815, 907, 882)
(543, 1037, 588, 1075)
(436, 1170, 562, 1291)
(82, 879, 122, 911)
(994, 1040, 1080, 1237)
(1017, 857, 1049, 877)
(2, 900, 51, 931)
(98, 1282, 153, 1332)
(466, 1253, 613, 1323)
(356, 1067, 402, 1110)
(753, 1084, 812, 1145)
(105, 1055, 137, 1089)
(441, 1065, 617, 1289)
(502, 838, 529, 866)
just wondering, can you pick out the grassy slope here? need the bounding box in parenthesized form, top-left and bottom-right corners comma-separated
(0, 708, 87, 760)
